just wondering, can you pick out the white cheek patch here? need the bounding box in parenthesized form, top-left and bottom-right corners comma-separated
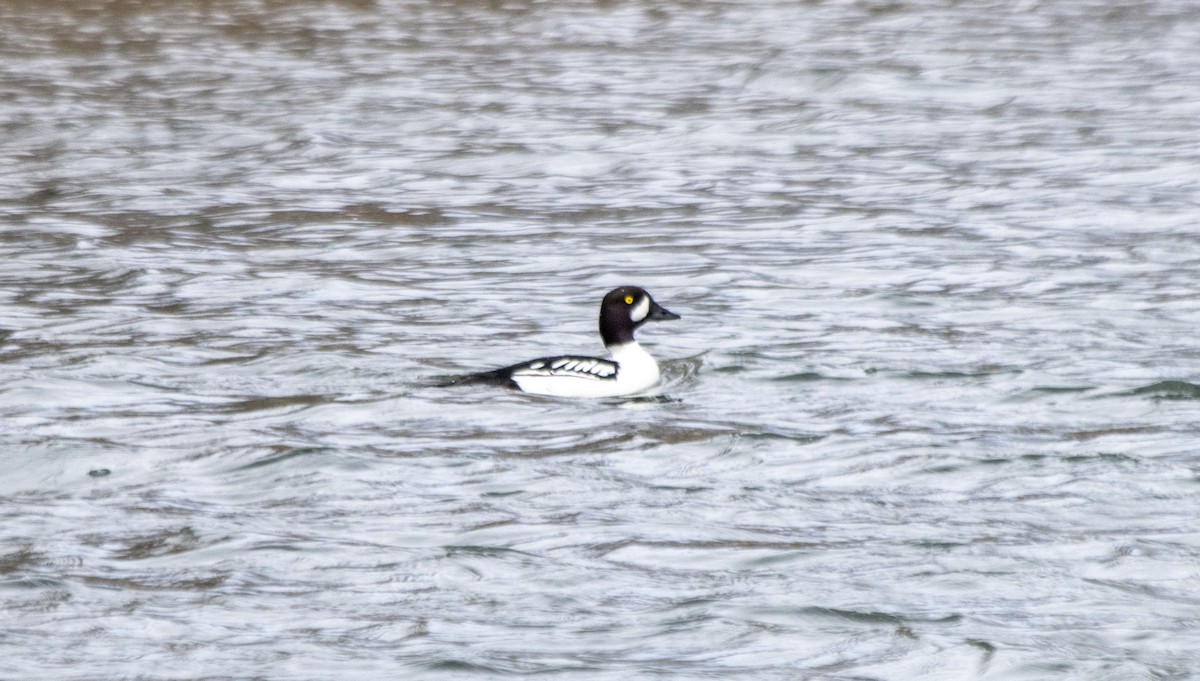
(630, 296, 650, 323)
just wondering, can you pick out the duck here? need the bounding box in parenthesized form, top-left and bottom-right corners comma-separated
(458, 286, 680, 398)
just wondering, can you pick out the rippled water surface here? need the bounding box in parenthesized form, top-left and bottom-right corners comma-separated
(3, 1, 1200, 678)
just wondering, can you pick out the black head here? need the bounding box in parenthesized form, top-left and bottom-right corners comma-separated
(598, 286, 680, 347)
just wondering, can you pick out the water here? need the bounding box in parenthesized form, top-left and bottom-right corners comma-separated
(3, 0, 1199, 678)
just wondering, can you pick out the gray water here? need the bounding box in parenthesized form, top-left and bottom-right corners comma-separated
(3, 1, 1200, 679)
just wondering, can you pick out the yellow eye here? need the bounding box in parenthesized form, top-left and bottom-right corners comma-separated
(624, 295, 634, 304)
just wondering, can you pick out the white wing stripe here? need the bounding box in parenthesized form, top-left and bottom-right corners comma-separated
(512, 357, 618, 381)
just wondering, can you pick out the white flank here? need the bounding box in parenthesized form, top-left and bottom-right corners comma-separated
(511, 342, 660, 398)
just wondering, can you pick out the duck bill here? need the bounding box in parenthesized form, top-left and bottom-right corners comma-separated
(648, 302, 680, 321)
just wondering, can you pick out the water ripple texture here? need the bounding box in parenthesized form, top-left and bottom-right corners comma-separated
(2, 1, 1199, 679)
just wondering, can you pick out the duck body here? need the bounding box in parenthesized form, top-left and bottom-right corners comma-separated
(461, 286, 680, 398)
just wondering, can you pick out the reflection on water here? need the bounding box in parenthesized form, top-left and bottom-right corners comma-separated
(3, 0, 1200, 678)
